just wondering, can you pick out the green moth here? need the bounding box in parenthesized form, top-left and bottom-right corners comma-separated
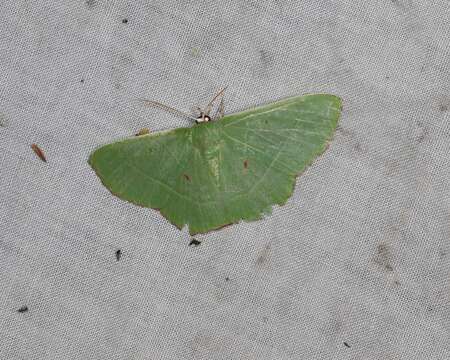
(88, 92, 342, 235)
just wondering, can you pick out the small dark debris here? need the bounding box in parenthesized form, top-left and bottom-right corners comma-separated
(115, 249, 122, 261)
(243, 160, 248, 169)
(80, 78, 84, 83)
(31, 144, 47, 162)
(343, 342, 351, 348)
(225, 277, 230, 281)
(18, 306, 28, 313)
(122, 18, 128, 24)
(183, 174, 191, 182)
(189, 239, 201, 246)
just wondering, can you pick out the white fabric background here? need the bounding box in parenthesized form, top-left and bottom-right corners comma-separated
(0, 1, 449, 359)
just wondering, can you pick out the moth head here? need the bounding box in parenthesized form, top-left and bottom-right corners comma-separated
(195, 113, 211, 124)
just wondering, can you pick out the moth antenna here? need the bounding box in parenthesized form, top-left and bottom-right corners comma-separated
(204, 87, 227, 116)
(138, 99, 198, 122)
(218, 96, 225, 119)
(212, 96, 225, 120)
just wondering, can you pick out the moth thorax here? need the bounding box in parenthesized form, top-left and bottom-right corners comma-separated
(195, 114, 211, 124)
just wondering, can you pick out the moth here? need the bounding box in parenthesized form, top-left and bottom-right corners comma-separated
(89, 90, 342, 235)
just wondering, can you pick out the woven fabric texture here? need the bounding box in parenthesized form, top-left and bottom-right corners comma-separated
(0, 1, 449, 359)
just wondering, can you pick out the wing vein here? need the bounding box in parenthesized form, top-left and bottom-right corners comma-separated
(128, 163, 195, 203)
(221, 130, 293, 173)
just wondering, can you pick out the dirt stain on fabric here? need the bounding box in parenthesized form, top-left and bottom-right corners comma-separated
(256, 49, 275, 77)
(85, 0, 97, 7)
(0, 113, 7, 127)
(255, 243, 271, 266)
(336, 125, 350, 136)
(390, 0, 410, 11)
(259, 49, 274, 67)
(374, 243, 394, 272)
(190, 333, 215, 355)
(336, 125, 364, 154)
(353, 143, 363, 152)
(415, 121, 428, 144)
(191, 47, 201, 57)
